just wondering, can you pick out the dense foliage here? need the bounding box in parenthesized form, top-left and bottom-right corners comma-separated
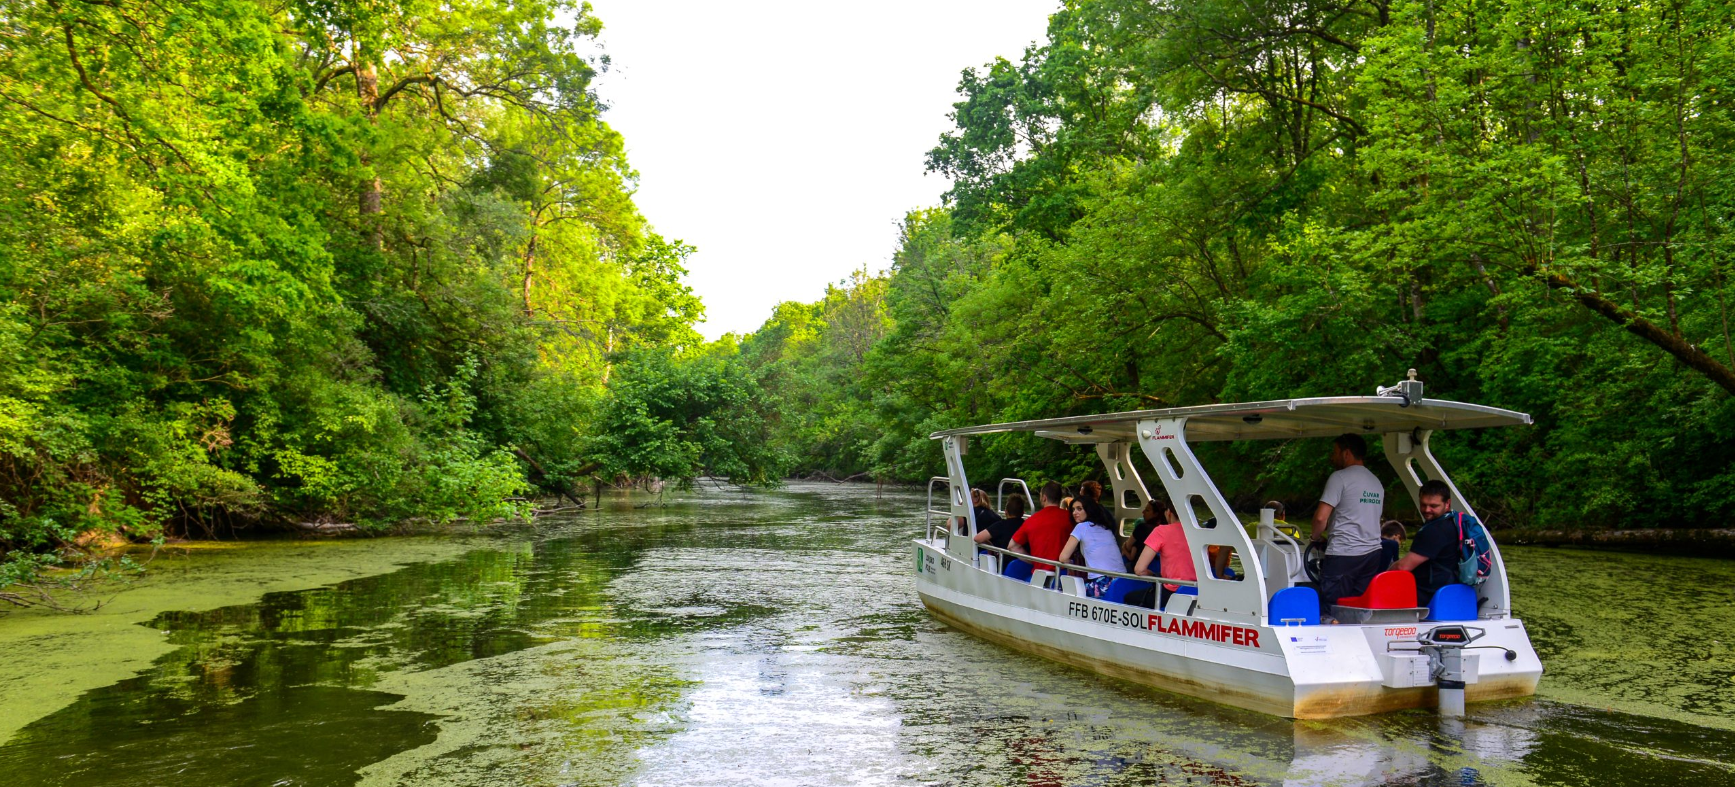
(746, 0, 1735, 529)
(0, 0, 780, 578)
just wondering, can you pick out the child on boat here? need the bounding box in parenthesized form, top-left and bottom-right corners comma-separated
(1380, 520, 1407, 566)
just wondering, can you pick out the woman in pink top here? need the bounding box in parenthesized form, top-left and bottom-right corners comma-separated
(1132, 498, 1197, 607)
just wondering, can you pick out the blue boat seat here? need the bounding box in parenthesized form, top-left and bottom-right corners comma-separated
(1175, 585, 1198, 596)
(1102, 578, 1143, 604)
(1002, 558, 1034, 583)
(1269, 586, 1320, 625)
(1425, 583, 1478, 621)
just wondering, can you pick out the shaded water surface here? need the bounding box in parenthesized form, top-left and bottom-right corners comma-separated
(1, 484, 1731, 786)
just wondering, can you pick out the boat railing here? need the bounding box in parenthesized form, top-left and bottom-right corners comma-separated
(970, 542, 1198, 590)
(995, 478, 1033, 513)
(1257, 522, 1304, 561)
(925, 476, 954, 541)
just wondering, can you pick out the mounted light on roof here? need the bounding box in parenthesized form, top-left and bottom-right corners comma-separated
(1376, 369, 1426, 407)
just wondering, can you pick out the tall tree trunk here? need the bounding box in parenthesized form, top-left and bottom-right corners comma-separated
(356, 58, 384, 249)
(602, 327, 615, 384)
(522, 232, 538, 315)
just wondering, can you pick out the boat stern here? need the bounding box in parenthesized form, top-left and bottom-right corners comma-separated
(1283, 619, 1542, 718)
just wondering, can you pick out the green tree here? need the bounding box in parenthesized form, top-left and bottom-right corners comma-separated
(749, 0, 1735, 529)
(0, 0, 731, 593)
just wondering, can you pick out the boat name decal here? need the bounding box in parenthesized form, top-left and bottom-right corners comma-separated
(1383, 626, 1417, 638)
(1066, 602, 1261, 648)
(1148, 614, 1261, 648)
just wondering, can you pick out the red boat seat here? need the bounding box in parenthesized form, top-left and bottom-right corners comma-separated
(1336, 570, 1417, 609)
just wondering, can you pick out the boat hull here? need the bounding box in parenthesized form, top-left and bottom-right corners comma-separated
(913, 540, 1541, 719)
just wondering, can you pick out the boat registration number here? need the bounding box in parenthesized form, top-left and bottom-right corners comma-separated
(1066, 602, 1262, 649)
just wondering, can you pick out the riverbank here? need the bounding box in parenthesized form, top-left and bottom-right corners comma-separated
(1502, 527, 1735, 557)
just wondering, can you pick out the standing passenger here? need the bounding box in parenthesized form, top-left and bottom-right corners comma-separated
(1056, 500, 1124, 598)
(1311, 434, 1387, 618)
(1009, 482, 1072, 574)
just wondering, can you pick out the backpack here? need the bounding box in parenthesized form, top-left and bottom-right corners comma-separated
(1454, 512, 1494, 586)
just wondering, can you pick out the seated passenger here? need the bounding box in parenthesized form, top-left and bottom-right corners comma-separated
(970, 488, 1003, 531)
(1208, 544, 1236, 580)
(1009, 482, 1072, 574)
(1380, 520, 1407, 566)
(1056, 499, 1124, 598)
(1391, 480, 1475, 605)
(1074, 482, 1118, 562)
(1264, 500, 1291, 536)
(1131, 498, 1197, 607)
(1120, 500, 1164, 566)
(974, 494, 1027, 551)
(1076, 480, 1104, 509)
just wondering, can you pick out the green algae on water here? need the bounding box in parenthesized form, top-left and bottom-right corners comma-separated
(0, 536, 483, 745)
(1505, 545, 1735, 730)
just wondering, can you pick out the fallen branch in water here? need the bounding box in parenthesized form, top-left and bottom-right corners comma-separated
(794, 471, 872, 484)
(0, 548, 154, 613)
(534, 503, 585, 515)
(292, 520, 360, 535)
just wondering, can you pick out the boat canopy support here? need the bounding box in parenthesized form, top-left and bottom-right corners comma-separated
(1383, 431, 1511, 618)
(1096, 442, 1152, 536)
(941, 436, 980, 559)
(1137, 418, 1269, 625)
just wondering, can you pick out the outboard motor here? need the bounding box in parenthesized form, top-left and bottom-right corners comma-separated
(1419, 626, 1477, 716)
(1389, 625, 1519, 716)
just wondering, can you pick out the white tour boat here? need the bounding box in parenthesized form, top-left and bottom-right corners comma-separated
(912, 375, 1543, 719)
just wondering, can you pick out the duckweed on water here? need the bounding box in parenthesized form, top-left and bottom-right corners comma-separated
(0, 536, 481, 745)
(1507, 545, 1735, 728)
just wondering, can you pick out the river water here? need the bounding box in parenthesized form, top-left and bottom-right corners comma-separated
(0, 483, 1731, 786)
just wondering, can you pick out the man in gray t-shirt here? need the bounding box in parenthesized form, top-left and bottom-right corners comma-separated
(1311, 434, 1387, 615)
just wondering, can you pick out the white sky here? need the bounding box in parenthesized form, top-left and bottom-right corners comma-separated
(587, 0, 1058, 339)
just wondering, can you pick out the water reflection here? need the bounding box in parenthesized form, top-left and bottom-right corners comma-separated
(0, 483, 1731, 786)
